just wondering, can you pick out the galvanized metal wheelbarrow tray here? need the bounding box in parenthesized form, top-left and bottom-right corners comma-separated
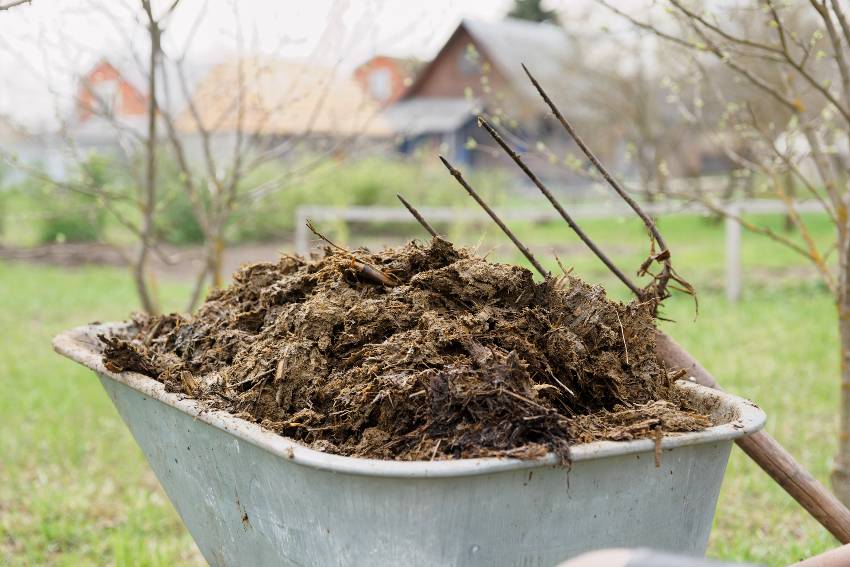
(54, 323, 765, 567)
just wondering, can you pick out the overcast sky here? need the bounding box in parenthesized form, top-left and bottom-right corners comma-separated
(0, 0, 642, 130)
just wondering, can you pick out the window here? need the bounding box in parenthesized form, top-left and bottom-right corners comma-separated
(368, 68, 392, 102)
(91, 79, 119, 115)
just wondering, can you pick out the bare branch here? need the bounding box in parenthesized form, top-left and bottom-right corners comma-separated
(771, 2, 850, 123)
(0, 0, 30, 10)
(831, 0, 850, 48)
(816, 3, 850, 109)
(669, 0, 783, 56)
(597, 0, 800, 113)
(185, 263, 209, 313)
(743, 102, 837, 224)
(133, 0, 164, 314)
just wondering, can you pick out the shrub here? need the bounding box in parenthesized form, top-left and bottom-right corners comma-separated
(38, 208, 102, 243)
(36, 155, 117, 244)
(155, 187, 206, 245)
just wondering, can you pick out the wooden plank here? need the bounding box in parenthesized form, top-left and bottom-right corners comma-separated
(296, 200, 827, 298)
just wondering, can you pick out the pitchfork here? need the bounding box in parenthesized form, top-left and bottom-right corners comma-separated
(397, 64, 850, 544)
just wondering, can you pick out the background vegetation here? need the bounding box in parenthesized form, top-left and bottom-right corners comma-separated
(0, 155, 512, 248)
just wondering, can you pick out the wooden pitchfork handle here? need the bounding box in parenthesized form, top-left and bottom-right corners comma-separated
(656, 330, 850, 543)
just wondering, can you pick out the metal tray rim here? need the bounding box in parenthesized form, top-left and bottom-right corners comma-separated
(54, 322, 765, 478)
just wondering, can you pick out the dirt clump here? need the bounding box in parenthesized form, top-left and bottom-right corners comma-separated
(101, 237, 711, 462)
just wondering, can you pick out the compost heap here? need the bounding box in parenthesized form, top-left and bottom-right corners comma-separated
(101, 237, 711, 462)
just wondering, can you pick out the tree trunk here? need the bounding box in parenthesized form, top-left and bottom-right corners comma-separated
(831, 308, 850, 505)
(185, 263, 209, 313)
(637, 153, 655, 203)
(783, 171, 795, 232)
(211, 234, 225, 289)
(832, 220, 850, 504)
(722, 171, 737, 203)
(654, 151, 668, 197)
(135, 18, 161, 315)
(132, 255, 158, 314)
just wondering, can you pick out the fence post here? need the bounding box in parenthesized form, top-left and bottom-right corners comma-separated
(725, 204, 742, 301)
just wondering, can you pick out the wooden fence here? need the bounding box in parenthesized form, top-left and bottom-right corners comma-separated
(295, 200, 825, 301)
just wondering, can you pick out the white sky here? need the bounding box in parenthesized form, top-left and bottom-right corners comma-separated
(0, 0, 644, 130)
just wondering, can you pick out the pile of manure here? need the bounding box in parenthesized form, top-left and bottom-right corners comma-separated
(101, 237, 711, 462)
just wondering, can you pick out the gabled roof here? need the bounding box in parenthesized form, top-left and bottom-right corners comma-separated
(462, 18, 571, 102)
(404, 17, 571, 105)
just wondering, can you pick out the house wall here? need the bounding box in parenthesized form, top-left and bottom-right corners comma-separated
(395, 22, 709, 182)
(398, 27, 549, 167)
(405, 28, 515, 104)
(77, 61, 147, 122)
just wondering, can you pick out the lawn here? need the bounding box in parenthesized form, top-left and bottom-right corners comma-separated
(0, 236, 842, 565)
(0, 264, 199, 566)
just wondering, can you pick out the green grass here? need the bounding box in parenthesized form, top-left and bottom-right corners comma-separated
(0, 248, 843, 564)
(0, 263, 199, 566)
(663, 291, 839, 563)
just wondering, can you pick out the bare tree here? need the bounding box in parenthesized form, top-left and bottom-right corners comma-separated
(132, 0, 177, 313)
(1, 0, 382, 313)
(600, 0, 850, 503)
(156, 53, 382, 310)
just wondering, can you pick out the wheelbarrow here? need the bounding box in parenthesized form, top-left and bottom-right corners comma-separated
(54, 323, 765, 567)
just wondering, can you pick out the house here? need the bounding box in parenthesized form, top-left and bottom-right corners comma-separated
(76, 59, 148, 124)
(69, 58, 152, 155)
(353, 56, 422, 106)
(0, 56, 210, 181)
(175, 57, 393, 161)
(381, 18, 588, 167)
(69, 57, 206, 153)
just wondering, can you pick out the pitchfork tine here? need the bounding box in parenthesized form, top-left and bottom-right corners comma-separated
(522, 63, 673, 300)
(397, 194, 439, 237)
(478, 116, 643, 298)
(438, 155, 549, 279)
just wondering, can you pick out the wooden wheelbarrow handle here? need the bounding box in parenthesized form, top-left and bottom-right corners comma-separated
(656, 330, 850, 544)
